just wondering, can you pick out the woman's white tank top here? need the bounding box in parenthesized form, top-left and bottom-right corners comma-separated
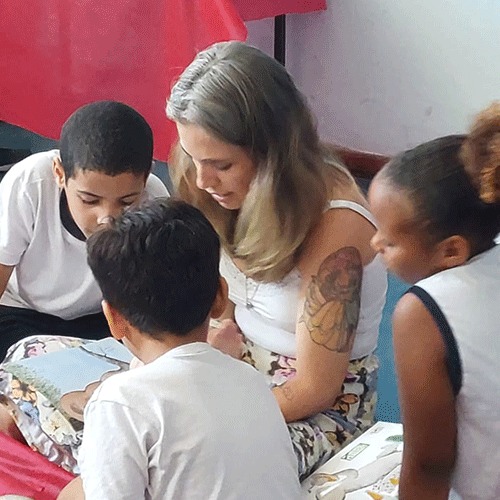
(220, 200, 388, 359)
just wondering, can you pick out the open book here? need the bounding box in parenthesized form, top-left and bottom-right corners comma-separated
(302, 421, 403, 500)
(2, 338, 133, 423)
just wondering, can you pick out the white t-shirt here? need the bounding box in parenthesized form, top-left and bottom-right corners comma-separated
(79, 342, 301, 500)
(0, 150, 168, 319)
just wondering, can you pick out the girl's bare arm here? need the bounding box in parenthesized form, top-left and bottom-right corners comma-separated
(393, 293, 457, 500)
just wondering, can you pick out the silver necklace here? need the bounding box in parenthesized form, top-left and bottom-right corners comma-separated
(245, 276, 260, 309)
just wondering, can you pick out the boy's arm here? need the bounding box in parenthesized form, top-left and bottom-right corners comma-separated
(0, 166, 35, 280)
(0, 264, 14, 300)
(79, 398, 150, 500)
(393, 293, 457, 500)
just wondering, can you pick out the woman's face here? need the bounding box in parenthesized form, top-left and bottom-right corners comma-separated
(176, 122, 257, 210)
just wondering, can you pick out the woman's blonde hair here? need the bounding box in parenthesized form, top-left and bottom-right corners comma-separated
(167, 41, 355, 281)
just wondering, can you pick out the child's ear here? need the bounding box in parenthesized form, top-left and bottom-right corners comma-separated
(436, 235, 471, 270)
(102, 300, 131, 341)
(210, 277, 229, 320)
(52, 157, 66, 189)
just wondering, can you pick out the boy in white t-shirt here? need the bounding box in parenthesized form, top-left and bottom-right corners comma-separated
(58, 198, 301, 500)
(0, 101, 168, 359)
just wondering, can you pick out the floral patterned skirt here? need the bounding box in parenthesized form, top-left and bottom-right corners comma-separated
(242, 338, 379, 480)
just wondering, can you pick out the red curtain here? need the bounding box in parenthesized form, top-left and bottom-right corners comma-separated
(0, 0, 247, 160)
(0, 432, 75, 499)
(0, 1, 326, 159)
(234, 0, 326, 21)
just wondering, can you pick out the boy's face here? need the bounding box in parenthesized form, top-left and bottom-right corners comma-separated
(53, 159, 147, 237)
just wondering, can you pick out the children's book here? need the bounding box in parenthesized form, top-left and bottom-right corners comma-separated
(301, 421, 403, 500)
(2, 338, 133, 423)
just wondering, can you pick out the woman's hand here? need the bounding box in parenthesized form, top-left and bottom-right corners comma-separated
(207, 319, 244, 359)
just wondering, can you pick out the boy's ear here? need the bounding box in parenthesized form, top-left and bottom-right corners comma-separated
(52, 157, 66, 189)
(435, 235, 471, 270)
(102, 300, 131, 341)
(210, 276, 229, 320)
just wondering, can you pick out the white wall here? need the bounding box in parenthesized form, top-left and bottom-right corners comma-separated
(246, 0, 500, 155)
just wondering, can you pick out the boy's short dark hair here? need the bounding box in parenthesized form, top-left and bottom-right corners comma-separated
(59, 101, 153, 179)
(87, 198, 221, 337)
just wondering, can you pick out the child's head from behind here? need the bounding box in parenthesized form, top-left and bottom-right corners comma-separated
(54, 101, 154, 237)
(87, 198, 222, 343)
(369, 103, 500, 284)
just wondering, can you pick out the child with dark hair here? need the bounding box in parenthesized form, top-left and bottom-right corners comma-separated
(0, 101, 168, 359)
(368, 103, 500, 499)
(59, 198, 301, 500)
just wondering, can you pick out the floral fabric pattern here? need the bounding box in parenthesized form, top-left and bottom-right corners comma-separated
(0, 335, 94, 474)
(0, 334, 378, 481)
(242, 338, 378, 480)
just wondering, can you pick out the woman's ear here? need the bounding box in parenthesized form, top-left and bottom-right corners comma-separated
(52, 157, 66, 189)
(210, 276, 229, 320)
(435, 235, 471, 270)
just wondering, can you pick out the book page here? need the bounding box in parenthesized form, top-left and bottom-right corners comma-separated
(302, 421, 403, 499)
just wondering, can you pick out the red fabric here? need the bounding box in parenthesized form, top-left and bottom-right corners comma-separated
(0, 0, 247, 160)
(0, 432, 75, 499)
(234, 0, 326, 21)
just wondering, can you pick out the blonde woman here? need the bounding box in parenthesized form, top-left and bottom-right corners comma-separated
(167, 41, 387, 479)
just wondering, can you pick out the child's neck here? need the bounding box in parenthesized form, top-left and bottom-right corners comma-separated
(131, 324, 209, 364)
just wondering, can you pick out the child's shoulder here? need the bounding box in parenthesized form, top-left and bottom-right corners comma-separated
(87, 363, 142, 410)
(419, 244, 500, 288)
(3, 149, 58, 187)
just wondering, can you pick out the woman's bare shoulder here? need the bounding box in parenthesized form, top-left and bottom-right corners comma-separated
(297, 191, 377, 278)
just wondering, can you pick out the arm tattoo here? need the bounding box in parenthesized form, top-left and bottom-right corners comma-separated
(301, 246, 362, 353)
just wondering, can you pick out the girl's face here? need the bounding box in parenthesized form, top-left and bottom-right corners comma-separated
(368, 178, 442, 284)
(176, 122, 257, 210)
